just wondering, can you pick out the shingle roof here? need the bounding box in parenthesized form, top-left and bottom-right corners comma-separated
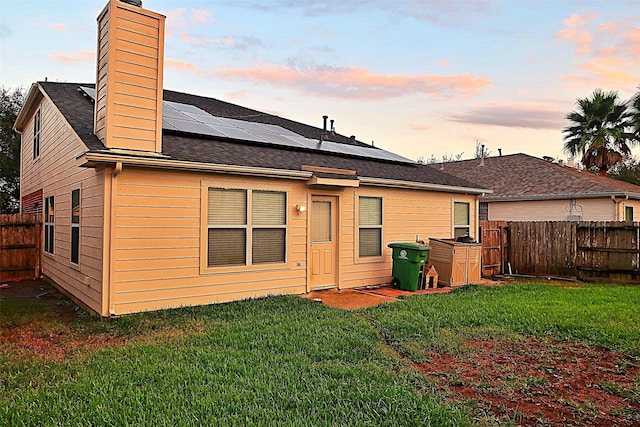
(38, 81, 487, 192)
(431, 153, 640, 200)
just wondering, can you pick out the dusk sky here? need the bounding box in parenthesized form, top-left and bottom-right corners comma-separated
(1, 0, 639, 163)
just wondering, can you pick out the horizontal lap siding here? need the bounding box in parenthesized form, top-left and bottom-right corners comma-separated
(111, 169, 307, 315)
(489, 198, 615, 221)
(339, 187, 476, 289)
(20, 96, 105, 314)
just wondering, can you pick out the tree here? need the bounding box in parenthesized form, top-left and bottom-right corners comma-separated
(474, 140, 491, 159)
(631, 87, 640, 136)
(609, 157, 640, 186)
(563, 89, 638, 176)
(0, 87, 25, 213)
(420, 152, 464, 165)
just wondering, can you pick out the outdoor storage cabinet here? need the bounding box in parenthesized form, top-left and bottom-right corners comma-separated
(428, 238, 481, 286)
(388, 242, 430, 291)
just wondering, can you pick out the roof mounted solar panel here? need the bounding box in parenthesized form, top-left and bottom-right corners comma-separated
(79, 85, 415, 165)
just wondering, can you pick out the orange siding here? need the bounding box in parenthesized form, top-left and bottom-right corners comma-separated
(108, 168, 478, 314)
(94, 0, 164, 153)
(19, 94, 105, 314)
(109, 169, 308, 315)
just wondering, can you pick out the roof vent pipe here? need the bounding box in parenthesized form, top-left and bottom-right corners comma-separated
(479, 144, 485, 166)
(330, 119, 335, 135)
(498, 148, 502, 156)
(322, 115, 328, 132)
(120, 0, 142, 6)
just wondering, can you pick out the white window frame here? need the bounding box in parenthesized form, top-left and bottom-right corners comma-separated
(44, 195, 54, 254)
(357, 195, 383, 259)
(33, 109, 41, 159)
(71, 189, 80, 265)
(453, 201, 470, 238)
(205, 187, 287, 268)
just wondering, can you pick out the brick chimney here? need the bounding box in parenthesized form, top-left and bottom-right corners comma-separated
(94, 0, 165, 154)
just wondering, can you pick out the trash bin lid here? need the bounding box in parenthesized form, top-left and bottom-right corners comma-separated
(387, 242, 430, 251)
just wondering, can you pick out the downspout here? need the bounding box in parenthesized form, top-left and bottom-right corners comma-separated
(475, 193, 485, 239)
(106, 162, 122, 316)
(611, 194, 629, 220)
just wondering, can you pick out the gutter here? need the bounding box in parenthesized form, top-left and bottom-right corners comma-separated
(358, 177, 490, 195)
(78, 152, 492, 194)
(486, 191, 640, 202)
(77, 152, 314, 180)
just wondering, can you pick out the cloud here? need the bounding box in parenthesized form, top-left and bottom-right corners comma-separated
(212, 63, 490, 100)
(436, 60, 450, 68)
(29, 21, 66, 32)
(48, 50, 95, 63)
(165, 58, 197, 71)
(242, 0, 493, 25)
(449, 103, 566, 130)
(558, 13, 640, 90)
(191, 9, 215, 23)
(224, 90, 248, 102)
(410, 124, 429, 131)
(555, 12, 597, 55)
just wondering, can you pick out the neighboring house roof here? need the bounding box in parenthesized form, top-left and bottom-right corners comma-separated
(430, 153, 640, 201)
(35, 81, 488, 194)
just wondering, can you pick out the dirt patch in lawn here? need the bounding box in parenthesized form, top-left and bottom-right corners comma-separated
(415, 337, 640, 426)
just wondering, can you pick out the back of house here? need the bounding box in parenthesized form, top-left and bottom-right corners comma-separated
(14, 0, 488, 317)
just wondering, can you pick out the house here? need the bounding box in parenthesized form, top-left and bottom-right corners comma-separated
(432, 153, 640, 222)
(13, 0, 488, 317)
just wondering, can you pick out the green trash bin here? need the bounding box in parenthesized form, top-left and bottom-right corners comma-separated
(388, 242, 431, 291)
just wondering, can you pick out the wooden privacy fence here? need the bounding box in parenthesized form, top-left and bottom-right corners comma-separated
(479, 220, 640, 283)
(0, 214, 42, 282)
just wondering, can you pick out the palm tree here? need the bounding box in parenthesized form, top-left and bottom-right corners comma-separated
(563, 89, 637, 176)
(631, 87, 640, 136)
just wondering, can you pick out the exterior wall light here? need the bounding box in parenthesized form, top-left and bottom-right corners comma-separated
(296, 204, 307, 213)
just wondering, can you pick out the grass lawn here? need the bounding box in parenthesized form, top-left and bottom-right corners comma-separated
(1, 281, 639, 426)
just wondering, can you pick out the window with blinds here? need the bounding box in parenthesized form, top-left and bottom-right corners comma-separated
(311, 201, 331, 242)
(208, 188, 247, 266)
(359, 196, 382, 257)
(207, 187, 286, 267)
(252, 191, 286, 264)
(454, 202, 470, 238)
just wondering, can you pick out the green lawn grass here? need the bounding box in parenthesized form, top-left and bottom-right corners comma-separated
(364, 282, 640, 361)
(1, 281, 639, 426)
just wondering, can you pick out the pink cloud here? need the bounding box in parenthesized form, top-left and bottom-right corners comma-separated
(224, 90, 247, 101)
(191, 9, 214, 23)
(29, 21, 65, 32)
(165, 58, 197, 71)
(559, 13, 640, 90)
(179, 33, 208, 45)
(49, 23, 65, 32)
(410, 124, 429, 131)
(436, 60, 450, 67)
(556, 12, 596, 56)
(213, 64, 490, 100)
(48, 50, 95, 63)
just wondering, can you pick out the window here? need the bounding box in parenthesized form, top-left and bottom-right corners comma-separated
(625, 206, 634, 222)
(71, 189, 80, 264)
(359, 196, 382, 257)
(454, 202, 470, 238)
(252, 191, 286, 264)
(44, 196, 54, 254)
(207, 188, 286, 267)
(33, 109, 41, 159)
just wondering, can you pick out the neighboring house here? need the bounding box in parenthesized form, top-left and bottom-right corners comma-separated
(432, 153, 640, 222)
(13, 0, 487, 317)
